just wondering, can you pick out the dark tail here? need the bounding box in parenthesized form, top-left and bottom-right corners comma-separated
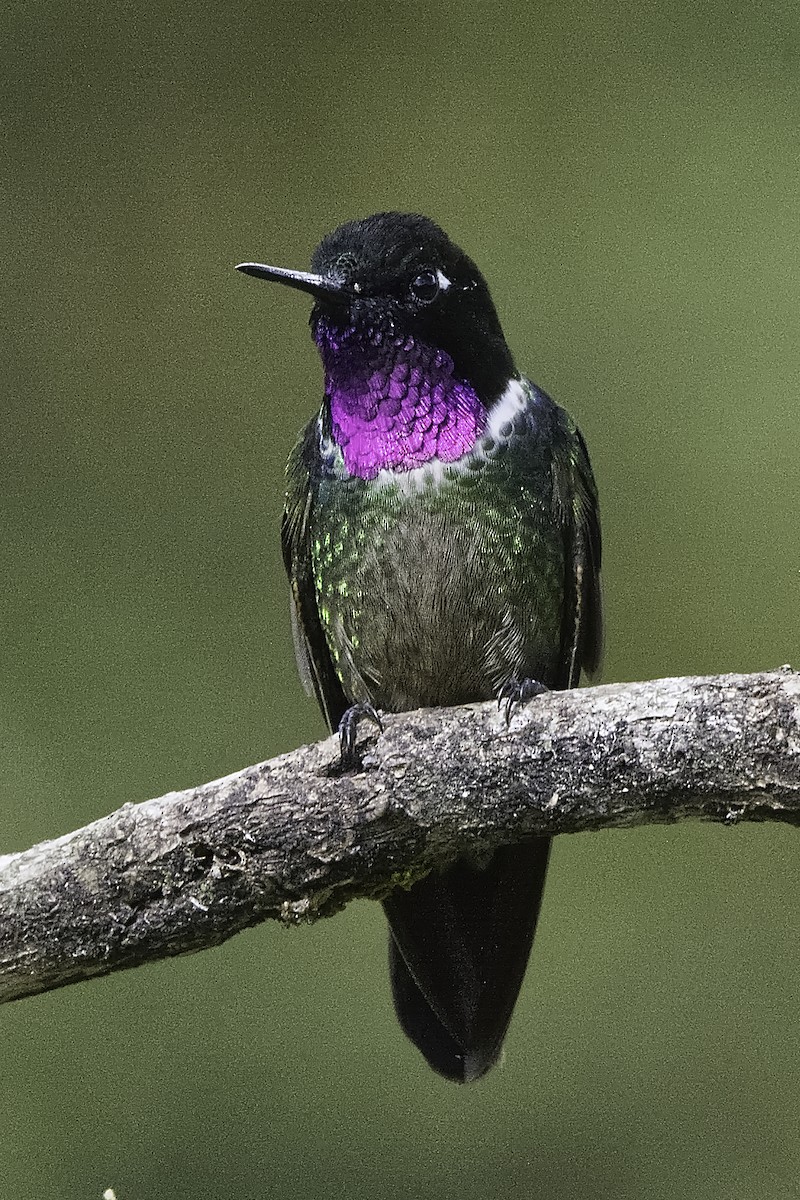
(383, 838, 551, 1082)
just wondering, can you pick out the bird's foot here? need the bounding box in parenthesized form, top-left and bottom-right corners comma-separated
(497, 677, 549, 726)
(338, 702, 384, 769)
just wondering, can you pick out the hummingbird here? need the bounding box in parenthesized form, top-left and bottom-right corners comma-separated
(236, 212, 602, 1082)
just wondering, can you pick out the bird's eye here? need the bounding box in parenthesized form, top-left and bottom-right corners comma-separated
(410, 269, 440, 304)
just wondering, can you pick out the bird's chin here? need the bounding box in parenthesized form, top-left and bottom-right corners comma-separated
(312, 302, 404, 349)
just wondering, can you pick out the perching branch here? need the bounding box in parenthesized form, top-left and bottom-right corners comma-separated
(1, 669, 798, 1006)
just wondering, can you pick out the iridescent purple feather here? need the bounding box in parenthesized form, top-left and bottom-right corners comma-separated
(314, 317, 486, 480)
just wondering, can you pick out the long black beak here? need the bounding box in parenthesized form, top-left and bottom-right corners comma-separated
(235, 261, 348, 301)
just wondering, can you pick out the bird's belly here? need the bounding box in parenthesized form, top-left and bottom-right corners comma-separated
(311, 481, 564, 712)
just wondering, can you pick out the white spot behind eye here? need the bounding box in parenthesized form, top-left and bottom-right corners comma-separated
(435, 269, 452, 291)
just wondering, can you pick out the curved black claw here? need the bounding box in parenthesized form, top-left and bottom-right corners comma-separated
(497, 677, 549, 726)
(338, 702, 384, 769)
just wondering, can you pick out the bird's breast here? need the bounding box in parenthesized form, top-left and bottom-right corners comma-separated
(310, 455, 565, 712)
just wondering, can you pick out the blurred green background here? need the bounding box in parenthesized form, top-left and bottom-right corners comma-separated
(2, 0, 798, 1197)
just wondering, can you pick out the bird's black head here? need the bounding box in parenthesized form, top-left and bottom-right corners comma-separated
(237, 212, 517, 403)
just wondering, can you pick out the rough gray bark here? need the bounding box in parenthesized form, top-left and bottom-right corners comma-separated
(1, 669, 798, 1006)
